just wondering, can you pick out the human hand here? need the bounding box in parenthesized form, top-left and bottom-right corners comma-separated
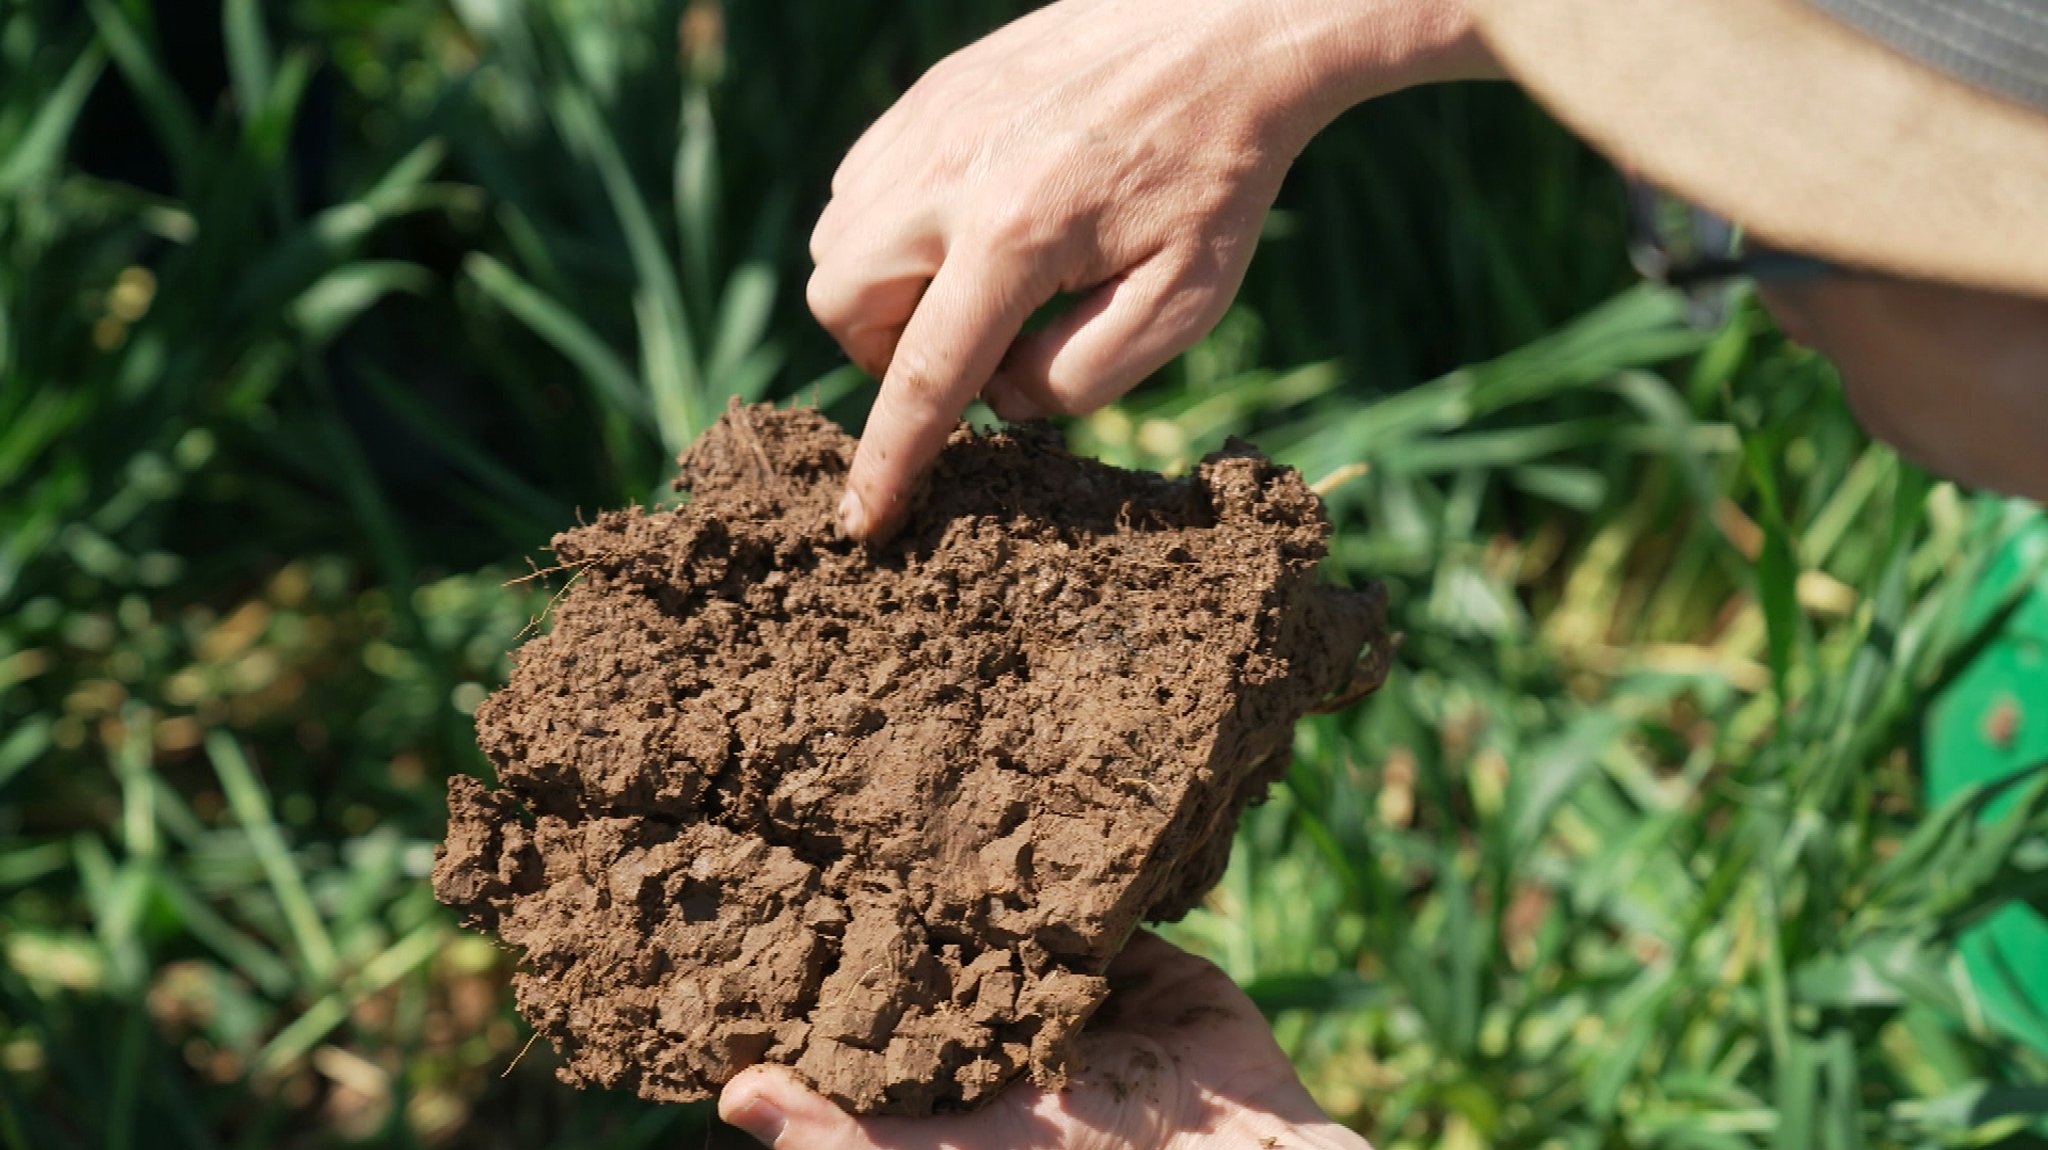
(813, 0, 1492, 538)
(718, 932, 1372, 1150)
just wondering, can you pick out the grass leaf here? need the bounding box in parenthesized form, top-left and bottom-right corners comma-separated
(0, 45, 105, 198)
(204, 732, 338, 985)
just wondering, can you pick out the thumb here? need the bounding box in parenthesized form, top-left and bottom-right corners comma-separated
(720, 1065, 989, 1150)
(983, 253, 1236, 421)
(720, 1066, 867, 1150)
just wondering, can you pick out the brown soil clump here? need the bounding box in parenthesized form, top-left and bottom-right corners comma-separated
(434, 403, 1389, 1115)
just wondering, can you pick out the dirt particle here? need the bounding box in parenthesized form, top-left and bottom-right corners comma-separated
(1983, 695, 2022, 750)
(432, 404, 1388, 1115)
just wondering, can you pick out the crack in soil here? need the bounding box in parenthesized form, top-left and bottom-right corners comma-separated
(433, 403, 1388, 1114)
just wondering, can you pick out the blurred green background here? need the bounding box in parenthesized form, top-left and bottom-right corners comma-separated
(3, 1, 2045, 1147)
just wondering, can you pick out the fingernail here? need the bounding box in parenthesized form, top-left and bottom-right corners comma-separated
(836, 488, 869, 539)
(984, 377, 1043, 421)
(724, 1091, 787, 1148)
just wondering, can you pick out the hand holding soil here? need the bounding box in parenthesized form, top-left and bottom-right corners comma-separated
(433, 405, 1389, 1116)
(720, 933, 1373, 1150)
(814, 0, 1493, 539)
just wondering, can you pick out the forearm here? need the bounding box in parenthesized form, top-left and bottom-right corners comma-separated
(1256, 0, 1504, 148)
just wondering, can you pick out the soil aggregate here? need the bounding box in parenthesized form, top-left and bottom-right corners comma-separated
(434, 402, 1390, 1115)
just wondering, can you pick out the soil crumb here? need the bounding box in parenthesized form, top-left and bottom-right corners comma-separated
(434, 402, 1389, 1115)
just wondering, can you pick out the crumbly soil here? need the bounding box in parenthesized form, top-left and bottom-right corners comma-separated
(433, 402, 1389, 1115)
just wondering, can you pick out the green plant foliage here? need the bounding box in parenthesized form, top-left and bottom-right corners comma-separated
(2, 1, 2043, 1147)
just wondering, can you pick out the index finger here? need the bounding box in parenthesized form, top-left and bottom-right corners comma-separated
(837, 247, 1045, 541)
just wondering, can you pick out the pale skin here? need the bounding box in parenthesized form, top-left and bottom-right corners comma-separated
(752, 0, 2048, 1144)
(818, 0, 2048, 541)
(1757, 278, 2048, 503)
(722, 934, 1372, 1150)
(815, 0, 1495, 539)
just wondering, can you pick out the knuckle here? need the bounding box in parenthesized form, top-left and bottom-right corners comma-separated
(1036, 365, 1095, 415)
(1033, 388, 1079, 418)
(1153, 284, 1218, 339)
(834, 126, 889, 197)
(969, 160, 1075, 254)
(887, 349, 955, 413)
(808, 210, 834, 264)
(827, 151, 867, 198)
(849, 328, 899, 379)
(1182, 283, 1237, 341)
(804, 267, 843, 323)
(974, 193, 1060, 258)
(910, 49, 965, 94)
(1155, 254, 1236, 329)
(1004, 364, 1077, 417)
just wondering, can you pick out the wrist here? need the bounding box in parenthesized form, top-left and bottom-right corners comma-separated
(1250, 0, 1501, 148)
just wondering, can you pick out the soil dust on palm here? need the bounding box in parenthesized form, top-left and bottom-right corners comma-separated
(433, 403, 1389, 1114)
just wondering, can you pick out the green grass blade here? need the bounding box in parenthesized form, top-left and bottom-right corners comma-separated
(0, 842, 68, 887)
(229, 140, 449, 316)
(154, 873, 295, 998)
(82, 0, 204, 189)
(289, 261, 433, 346)
(1822, 1030, 1864, 1150)
(464, 252, 650, 426)
(1773, 1036, 1819, 1150)
(708, 260, 777, 389)
(1743, 437, 1802, 708)
(254, 923, 445, 1076)
(222, 0, 274, 120)
(361, 363, 574, 530)
(0, 717, 52, 795)
(1508, 709, 1636, 862)
(551, 87, 704, 442)
(203, 732, 337, 984)
(674, 88, 720, 319)
(0, 46, 105, 197)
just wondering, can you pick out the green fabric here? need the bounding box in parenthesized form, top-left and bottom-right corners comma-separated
(1926, 523, 2048, 1058)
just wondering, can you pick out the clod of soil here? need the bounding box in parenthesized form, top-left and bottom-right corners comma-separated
(434, 403, 1390, 1115)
